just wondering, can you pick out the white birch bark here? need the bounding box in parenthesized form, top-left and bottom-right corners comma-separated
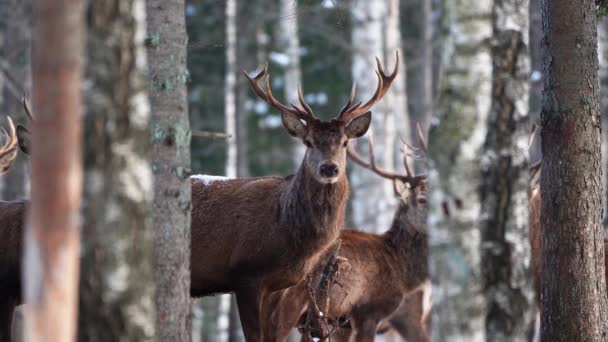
(225, 0, 237, 178)
(428, 0, 492, 340)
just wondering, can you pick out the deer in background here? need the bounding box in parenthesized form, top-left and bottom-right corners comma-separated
(0, 100, 32, 341)
(263, 130, 431, 342)
(190, 54, 399, 341)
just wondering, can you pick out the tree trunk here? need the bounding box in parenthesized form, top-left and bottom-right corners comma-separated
(539, 0, 608, 340)
(480, 0, 535, 340)
(146, 1, 192, 341)
(427, 0, 492, 340)
(225, 0, 238, 178)
(350, 0, 405, 232)
(599, 19, 608, 225)
(278, 0, 305, 167)
(78, 0, 156, 340)
(24, 0, 83, 340)
(528, 0, 542, 163)
(0, 0, 32, 199)
(409, 0, 433, 164)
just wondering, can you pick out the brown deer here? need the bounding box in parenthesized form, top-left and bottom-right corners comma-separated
(190, 54, 399, 341)
(0, 103, 31, 341)
(263, 132, 430, 342)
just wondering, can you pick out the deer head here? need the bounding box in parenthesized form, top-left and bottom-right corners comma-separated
(347, 123, 428, 230)
(244, 52, 399, 184)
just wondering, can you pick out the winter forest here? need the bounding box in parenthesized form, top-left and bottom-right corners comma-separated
(0, 0, 607, 341)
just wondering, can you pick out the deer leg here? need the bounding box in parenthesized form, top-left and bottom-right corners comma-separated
(352, 319, 377, 342)
(236, 287, 265, 342)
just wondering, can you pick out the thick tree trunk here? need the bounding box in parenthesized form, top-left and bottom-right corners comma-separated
(225, 0, 237, 178)
(350, 0, 405, 232)
(600, 19, 608, 223)
(278, 0, 305, 167)
(427, 0, 492, 340)
(24, 0, 83, 340)
(0, 0, 32, 199)
(539, 0, 608, 340)
(146, 1, 192, 341)
(78, 0, 156, 340)
(480, 0, 535, 340)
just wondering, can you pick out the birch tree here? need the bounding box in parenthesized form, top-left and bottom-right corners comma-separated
(350, 0, 408, 232)
(277, 0, 304, 166)
(540, 0, 608, 340)
(427, 0, 492, 339)
(480, 0, 535, 339)
(146, 0, 192, 340)
(79, 0, 156, 339)
(24, 0, 83, 340)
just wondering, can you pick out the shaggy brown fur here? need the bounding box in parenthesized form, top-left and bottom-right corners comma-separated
(264, 182, 429, 341)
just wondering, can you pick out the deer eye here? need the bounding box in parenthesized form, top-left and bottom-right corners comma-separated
(343, 140, 349, 147)
(304, 140, 312, 148)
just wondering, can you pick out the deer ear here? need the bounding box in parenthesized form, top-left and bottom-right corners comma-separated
(281, 111, 307, 139)
(345, 111, 371, 138)
(16, 125, 31, 155)
(393, 178, 407, 197)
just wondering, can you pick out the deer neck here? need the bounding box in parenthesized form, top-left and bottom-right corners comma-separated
(384, 203, 429, 290)
(281, 162, 348, 250)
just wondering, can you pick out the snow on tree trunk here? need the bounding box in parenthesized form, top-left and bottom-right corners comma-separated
(146, 0, 192, 340)
(539, 0, 608, 340)
(350, 0, 407, 232)
(480, 0, 535, 340)
(1, 0, 31, 199)
(427, 0, 492, 340)
(278, 0, 305, 167)
(78, 0, 156, 339)
(24, 0, 83, 340)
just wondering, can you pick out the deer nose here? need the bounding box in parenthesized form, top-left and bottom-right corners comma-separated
(319, 162, 339, 178)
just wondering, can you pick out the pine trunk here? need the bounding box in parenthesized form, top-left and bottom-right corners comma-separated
(24, 0, 83, 340)
(146, 1, 192, 340)
(78, 0, 156, 340)
(480, 0, 535, 339)
(428, 0, 492, 339)
(539, 0, 608, 340)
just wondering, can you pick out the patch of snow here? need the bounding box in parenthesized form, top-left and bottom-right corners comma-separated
(530, 70, 542, 82)
(191, 174, 231, 186)
(321, 0, 335, 9)
(260, 115, 282, 129)
(269, 51, 290, 67)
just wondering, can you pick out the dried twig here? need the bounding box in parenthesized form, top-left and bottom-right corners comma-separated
(191, 130, 232, 139)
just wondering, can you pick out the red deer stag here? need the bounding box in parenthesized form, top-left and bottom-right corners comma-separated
(264, 132, 430, 342)
(190, 54, 399, 341)
(0, 103, 31, 341)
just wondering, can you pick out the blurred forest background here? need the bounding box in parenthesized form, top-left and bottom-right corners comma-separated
(2, 0, 608, 341)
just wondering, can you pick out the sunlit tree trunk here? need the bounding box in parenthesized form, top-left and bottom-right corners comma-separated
(480, 0, 535, 340)
(24, 0, 83, 340)
(539, 0, 608, 340)
(427, 0, 492, 340)
(350, 0, 407, 232)
(599, 19, 608, 222)
(146, 0, 192, 340)
(0, 0, 31, 199)
(78, 0, 156, 340)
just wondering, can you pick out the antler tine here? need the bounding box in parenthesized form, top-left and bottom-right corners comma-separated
(528, 123, 538, 149)
(243, 64, 315, 121)
(346, 134, 404, 181)
(297, 84, 316, 118)
(415, 123, 428, 155)
(339, 83, 361, 116)
(338, 50, 400, 122)
(0, 116, 18, 173)
(22, 95, 34, 121)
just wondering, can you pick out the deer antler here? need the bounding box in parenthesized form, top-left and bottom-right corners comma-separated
(338, 51, 400, 122)
(347, 127, 426, 188)
(0, 116, 18, 173)
(243, 64, 318, 122)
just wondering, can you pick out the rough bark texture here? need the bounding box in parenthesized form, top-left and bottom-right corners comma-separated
(350, 0, 407, 232)
(79, 0, 156, 340)
(0, 0, 31, 199)
(278, 0, 305, 167)
(146, 1, 192, 341)
(24, 0, 83, 340)
(480, 0, 535, 340)
(427, 0, 492, 340)
(539, 0, 608, 340)
(599, 19, 608, 221)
